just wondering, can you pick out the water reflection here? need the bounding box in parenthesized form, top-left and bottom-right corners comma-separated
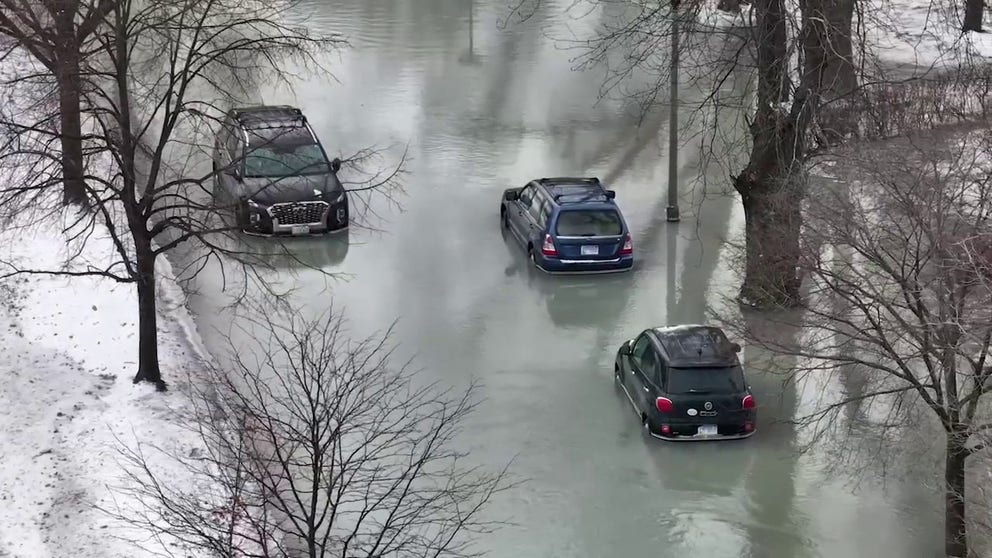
(164, 1, 948, 556)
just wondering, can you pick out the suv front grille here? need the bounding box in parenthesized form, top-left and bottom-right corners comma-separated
(270, 201, 327, 225)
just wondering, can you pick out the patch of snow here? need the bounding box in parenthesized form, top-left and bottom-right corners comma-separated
(693, 0, 992, 70)
(0, 211, 211, 557)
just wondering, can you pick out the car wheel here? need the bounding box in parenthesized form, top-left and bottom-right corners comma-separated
(614, 364, 622, 384)
(529, 247, 538, 268)
(642, 415, 653, 437)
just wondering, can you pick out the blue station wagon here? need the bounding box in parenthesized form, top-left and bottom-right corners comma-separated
(500, 177, 634, 274)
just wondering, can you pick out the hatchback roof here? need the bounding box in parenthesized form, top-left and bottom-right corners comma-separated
(651, 325, 741, 368)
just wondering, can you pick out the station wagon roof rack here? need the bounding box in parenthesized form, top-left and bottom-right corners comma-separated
(553, 192, 611, 203)
(538, 176, 601, 185)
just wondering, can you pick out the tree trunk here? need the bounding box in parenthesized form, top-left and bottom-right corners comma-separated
(945, 434, 968, 557)
(735, 165, 803, 307)
(54, 11, 88, 207)
(963, 0, 984, 32)
(734, 0, 803, 308)
(132, 246, 165, 391)
(814, 0, 859, 143)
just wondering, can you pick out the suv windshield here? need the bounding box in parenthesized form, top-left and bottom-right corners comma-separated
(667, 366, 745, 395)
(555, 209, 622, 236)
(244, 142, 329, 178)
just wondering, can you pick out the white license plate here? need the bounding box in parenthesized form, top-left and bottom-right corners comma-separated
(697, 425, 718, 436)
(580, 245, 599, 256)
(290, 225, 310, 236)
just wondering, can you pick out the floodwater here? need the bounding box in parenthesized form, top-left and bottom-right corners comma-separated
(165, 1, 945, 556)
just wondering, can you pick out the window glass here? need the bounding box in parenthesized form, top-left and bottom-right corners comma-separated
(666, 366, 746, 394)
(555, 209, 623, 236)
(528, 194, 546, 223)
(244, 142, 330, 178)
(519, 184, 535, 208)
(631, 334, 653, 370)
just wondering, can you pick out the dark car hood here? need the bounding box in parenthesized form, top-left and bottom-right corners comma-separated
(241, 173, 340, 205)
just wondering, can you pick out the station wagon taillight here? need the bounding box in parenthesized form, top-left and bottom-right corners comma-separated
(541, 234, 557, 257)
(620, 233, 633, 255)
(655, 397, 674, 413)
(743, 394, 756, 410)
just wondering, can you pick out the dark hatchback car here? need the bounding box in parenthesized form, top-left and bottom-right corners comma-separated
(211, 105, 348, 236)
(500, 177, 633, 274)
(615, 325, 756, 441)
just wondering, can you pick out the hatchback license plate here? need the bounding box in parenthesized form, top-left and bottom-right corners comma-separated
(291, 225, 310, 236)
(580, 245, 599, 256)
(697, 425, 718, 436)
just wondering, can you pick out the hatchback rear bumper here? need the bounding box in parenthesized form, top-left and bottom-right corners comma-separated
(535, 254, 634, 274)
(648, 429, 755, 442)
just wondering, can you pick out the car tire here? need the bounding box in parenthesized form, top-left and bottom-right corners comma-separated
(502, 210, 509, 229)
(642, 415, 653, 437)
(614, 364, 622, 384)
(529, 247, 538, 268)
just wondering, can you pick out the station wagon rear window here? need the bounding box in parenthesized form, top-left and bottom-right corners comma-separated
(667, 366, 745, 395)
(555, 209, 622, 237)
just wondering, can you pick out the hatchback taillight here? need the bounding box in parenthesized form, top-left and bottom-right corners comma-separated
(655, 397, 674, 413)
(541, 234, 557, 257)
(620, 233, 633, 255)
(743, 394, 756, 410)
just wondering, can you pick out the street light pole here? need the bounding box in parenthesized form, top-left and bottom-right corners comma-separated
(666, 0, 681, 223)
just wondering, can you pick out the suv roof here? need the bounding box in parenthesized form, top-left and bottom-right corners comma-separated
(534, 177, 614, 206)
(650, 325, 741, 368)
(230, 105, 308, 130)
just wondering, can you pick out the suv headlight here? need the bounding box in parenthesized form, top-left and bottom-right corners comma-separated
(326, 190, 345, 204)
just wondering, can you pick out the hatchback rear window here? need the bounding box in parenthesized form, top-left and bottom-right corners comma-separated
(555, 210, 622, 236)
(667, 366, 745, 394)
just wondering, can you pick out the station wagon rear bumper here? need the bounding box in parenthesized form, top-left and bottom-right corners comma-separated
(535, 254, 634, 274)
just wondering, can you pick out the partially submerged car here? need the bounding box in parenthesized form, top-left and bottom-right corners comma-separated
(614, 325, 756, 441)
(500, 177, 634, 274)
(211, 105, 348, 236)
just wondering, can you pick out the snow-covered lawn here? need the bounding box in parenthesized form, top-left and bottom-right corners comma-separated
(0, 214, 209, 557)
(695, 0, 992, 69)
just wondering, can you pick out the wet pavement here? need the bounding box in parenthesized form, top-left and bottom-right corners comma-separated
(165, 1, 944, 556)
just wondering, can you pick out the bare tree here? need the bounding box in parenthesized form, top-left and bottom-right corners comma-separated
(507, 0, 859, 308)
(0, 0, 117, 205)
(105, 304, 511, 557)
(0, 0, 402, 390)
(726, 128, 992, 557)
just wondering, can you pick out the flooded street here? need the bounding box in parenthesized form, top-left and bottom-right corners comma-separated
(167, 1, 944, 556)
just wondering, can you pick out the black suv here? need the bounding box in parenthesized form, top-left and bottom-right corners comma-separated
(211, 105, 348, 236)
(614, 325, 756, 441)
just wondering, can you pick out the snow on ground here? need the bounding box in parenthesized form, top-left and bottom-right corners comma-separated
(0, 212, 211, 557)
(694, 0, 992, 70)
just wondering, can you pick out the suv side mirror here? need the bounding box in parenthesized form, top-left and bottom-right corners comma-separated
(223, 165, 239, 180)
(731, 342, 742, 353)
(330, 157, 342, 173)
(605, 189, 616, 199)
(504, 190, 519, 201)
(619, 340, 632, 354)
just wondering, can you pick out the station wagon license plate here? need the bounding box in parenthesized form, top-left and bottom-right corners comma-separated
(697, 425, 718, 436)
(291, 225, 310, 236)
(580, 245, 599, 256)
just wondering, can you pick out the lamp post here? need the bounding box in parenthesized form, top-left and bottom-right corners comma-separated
(666, 0, 681, 223)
